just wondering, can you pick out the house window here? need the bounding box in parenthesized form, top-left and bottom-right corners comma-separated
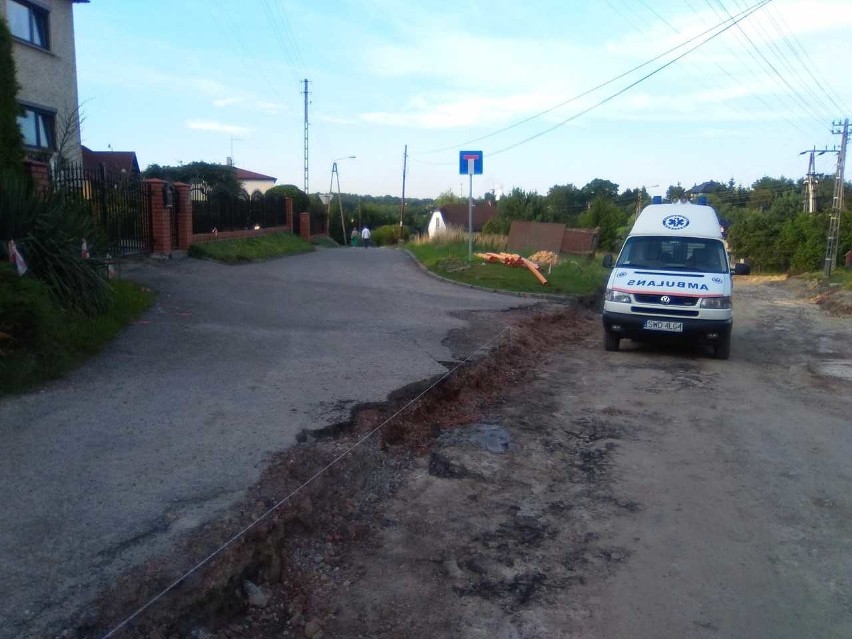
(7, 0, 50, 49)
(17, 105, 55, 150)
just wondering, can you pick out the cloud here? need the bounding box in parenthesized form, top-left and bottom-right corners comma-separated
(186, 120, 251, 135)
(213, 97, 245, 107)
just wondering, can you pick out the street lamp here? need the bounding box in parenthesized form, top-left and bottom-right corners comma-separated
(329, 156, 356, 244)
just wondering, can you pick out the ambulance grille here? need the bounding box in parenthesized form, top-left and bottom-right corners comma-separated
(633, 294, 698, 306)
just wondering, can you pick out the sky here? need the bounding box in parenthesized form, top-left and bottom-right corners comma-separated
(73, 0, 852, 200)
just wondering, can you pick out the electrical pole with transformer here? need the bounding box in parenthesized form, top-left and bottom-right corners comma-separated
(824, 119, 848, 279)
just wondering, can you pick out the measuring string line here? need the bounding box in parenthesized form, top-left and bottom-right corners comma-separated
(100, 325, 513, 638)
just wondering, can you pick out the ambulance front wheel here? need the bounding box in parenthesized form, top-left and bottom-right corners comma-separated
(604, 331, 620, 352)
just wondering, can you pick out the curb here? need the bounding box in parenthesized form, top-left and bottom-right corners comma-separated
(401, 249, 601, 308)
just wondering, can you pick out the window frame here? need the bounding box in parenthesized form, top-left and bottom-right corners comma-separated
(17, 103, 56, 151)
(7, 0, 51, 50)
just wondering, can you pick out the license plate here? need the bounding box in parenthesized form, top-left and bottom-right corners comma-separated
(644, 319, 684, 333)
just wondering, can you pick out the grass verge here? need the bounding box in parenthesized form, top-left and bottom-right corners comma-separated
(0, 274, 154, 396)
(800, 267, 852, 290)
(407, 240, 607, 296)
(188, 232, 313, 264)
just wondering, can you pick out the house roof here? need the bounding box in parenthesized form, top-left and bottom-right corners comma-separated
(81, 146, 140, 174)
(234, 167, 277, 182)
(439, 201, 497, 231)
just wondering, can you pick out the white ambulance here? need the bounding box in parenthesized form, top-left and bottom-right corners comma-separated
(601, 197, 750, 359)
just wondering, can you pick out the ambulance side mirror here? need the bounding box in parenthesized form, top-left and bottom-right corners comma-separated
(733, 262, 751, 276)
(602, 254, 614, 269)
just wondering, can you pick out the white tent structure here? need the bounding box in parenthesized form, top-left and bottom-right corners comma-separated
(427, 210, 448, 237)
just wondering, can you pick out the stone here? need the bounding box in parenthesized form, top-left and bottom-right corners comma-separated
(304, 618, 322, 637)
(244, 580, 272, 608)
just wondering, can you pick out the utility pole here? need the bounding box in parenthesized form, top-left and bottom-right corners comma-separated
(399, 145, 408, 237)
(303, 79, 309, 193)
(824, 118, 848, 279)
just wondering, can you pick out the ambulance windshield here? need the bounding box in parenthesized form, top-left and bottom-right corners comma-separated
(617, 236, 728, 274)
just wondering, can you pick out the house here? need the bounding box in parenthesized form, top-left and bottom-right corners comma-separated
(234, 166, 277, 196)
(427, 201, 497, 237)
(81, 145, 140, 175)
(2, 0, 88, 163)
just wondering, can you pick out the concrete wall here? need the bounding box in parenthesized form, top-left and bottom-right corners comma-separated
(1, 0, 83, 163)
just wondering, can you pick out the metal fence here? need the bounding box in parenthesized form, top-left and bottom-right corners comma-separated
(51, 162, 152, 255)
(192, 188, 287, 234)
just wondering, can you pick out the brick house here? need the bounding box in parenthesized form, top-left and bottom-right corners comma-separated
(1, 0, 88, 163)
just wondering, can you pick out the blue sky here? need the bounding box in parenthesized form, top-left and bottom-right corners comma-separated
(74, 0, 852, 199)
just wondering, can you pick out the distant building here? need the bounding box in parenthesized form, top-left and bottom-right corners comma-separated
(82, 146, 140, 175)
(427, 201, 497, 237)
(2, 0, 88, 163)
(234, 166, 277, 195)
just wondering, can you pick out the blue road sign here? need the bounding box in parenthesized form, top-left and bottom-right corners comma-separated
(459, 150, 483, 175)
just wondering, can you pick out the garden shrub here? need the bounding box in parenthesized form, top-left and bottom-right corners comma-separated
(372, 224, 410, 246)
(0, 173, 110, 314)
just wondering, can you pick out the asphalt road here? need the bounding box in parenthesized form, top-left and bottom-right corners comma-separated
(0, 247, 532, 639)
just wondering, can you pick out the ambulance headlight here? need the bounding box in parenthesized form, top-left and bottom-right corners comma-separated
(700, 296, 731, 309)
(605, 289, 631, 303)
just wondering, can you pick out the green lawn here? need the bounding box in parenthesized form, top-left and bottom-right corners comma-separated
(188, 232, 313, 263)
(408, 241, 607, 296)
(0, 277, 154, 396)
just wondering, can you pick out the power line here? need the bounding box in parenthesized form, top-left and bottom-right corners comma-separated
(414, 0, 770, 158)
(488, 0, 774, 158)
(723, 0, 837, 120)
(706, 0, 829, 126)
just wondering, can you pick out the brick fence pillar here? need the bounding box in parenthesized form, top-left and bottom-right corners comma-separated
(285, 197, 294, 231)
(299, 212, 310, 241)
(23, 160, 50, 194)
(174, 182, 193, 250)
(145, 179, 171, 256)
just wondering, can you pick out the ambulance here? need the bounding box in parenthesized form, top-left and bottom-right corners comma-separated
(601, 197, 750, 359)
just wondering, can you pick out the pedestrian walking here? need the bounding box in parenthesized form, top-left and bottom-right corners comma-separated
(361, 226, 371, 249)
(350, 227, 360, 247)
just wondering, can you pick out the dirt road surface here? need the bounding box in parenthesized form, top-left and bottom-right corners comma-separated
(86, 278, 852, 638)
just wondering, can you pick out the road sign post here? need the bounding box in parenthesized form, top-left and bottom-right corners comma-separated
(459, 151, 483, 261)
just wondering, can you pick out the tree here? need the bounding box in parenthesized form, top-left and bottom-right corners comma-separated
(435, 189, 464, 207)
(143, 161, 241, 195)
(578, 196, 625, 251)
(666, 183, 686, 201)
(582, 178, 619, 202)
(546, 183, 586, 226)
(496, 187, 546, 222)
(0, 18, 24, 177)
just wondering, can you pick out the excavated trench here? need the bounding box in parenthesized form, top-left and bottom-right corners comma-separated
(77, 304, 600, 639)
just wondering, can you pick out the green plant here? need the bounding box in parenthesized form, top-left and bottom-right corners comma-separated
(371, 224, 410, 246)
(0, 266, 154, 395)
(0, 173, 110, 314)
(0, 19, 25, 177)
(188, 232, 313, 263)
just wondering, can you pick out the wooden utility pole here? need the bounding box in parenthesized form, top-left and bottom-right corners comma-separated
(399, 145, 408, 237)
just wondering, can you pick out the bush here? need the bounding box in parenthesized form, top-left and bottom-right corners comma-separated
(0, 173, 110, 314)
(266, 184, 309, 213)
(482, 216, 510, 235)
(0, 264, 63, 366)
(371, 224, 410, 246)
